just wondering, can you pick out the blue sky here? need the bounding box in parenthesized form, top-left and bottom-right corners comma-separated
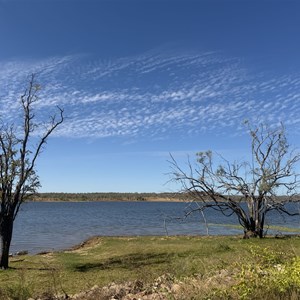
(0, 0, 300, 193)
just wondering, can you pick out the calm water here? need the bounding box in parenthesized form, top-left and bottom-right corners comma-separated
(11, 201, 300, 254)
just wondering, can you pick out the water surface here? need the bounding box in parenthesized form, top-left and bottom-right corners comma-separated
(11, 201, 300, 254)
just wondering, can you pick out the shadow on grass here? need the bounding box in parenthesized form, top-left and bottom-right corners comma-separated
(73, 252, 174, 272)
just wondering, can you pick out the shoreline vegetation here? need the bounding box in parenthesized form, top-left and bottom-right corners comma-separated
(31, 192, 184, 202)
(31, 192, 300, 203)
(1, 235, 300, 299)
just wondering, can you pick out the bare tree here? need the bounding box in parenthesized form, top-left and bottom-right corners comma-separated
(170, 122, 300, 238)
(0, 74, 63, 269)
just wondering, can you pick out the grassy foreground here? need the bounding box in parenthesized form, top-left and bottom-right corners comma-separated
(0, 236, 299, 299)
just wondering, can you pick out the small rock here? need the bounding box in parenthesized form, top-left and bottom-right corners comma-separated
(171, 283, 181, 294)
(90, 285, 99, 291)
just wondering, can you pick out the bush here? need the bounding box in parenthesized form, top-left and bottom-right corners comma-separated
(230, 245, 300, 299)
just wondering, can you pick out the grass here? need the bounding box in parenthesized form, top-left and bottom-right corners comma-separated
(209, 223, 300, 233)
(0, 235, 299, 299)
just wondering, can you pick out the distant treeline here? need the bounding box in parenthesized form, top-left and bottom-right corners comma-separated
(30, 192, 299, 203)
(31, 192, 185, 202)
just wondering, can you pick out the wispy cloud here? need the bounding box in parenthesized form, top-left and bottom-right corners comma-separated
(1, 48, 300, 140)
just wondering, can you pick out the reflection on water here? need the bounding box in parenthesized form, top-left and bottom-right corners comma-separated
(11, 201, 300, 254)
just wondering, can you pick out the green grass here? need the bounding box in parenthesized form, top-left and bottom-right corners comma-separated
(209, 223, 300, 233)
(0, 235, 299, 299)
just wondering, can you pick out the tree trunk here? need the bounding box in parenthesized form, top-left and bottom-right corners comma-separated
(244, 215, 265, 239)
(243, 216, 264, 239)
(258, 213, 265, 238)
(0, 216, 14, 269)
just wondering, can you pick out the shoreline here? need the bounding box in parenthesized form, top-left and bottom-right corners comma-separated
(31, 192, 300, 203)
(16, 232, 300, 257)
(66, 233, 300, 251)
(31, 192, 184, 202)
(29, 199, 183, 203)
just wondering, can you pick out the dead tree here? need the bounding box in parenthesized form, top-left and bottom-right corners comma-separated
(170, 122, 300, 238)
(0, 74, 63, 269)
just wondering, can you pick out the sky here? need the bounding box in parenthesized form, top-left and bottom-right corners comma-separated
(0, 0, 300, 193)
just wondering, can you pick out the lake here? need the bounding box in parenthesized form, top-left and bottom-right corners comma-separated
(11, 201, 300, 254)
